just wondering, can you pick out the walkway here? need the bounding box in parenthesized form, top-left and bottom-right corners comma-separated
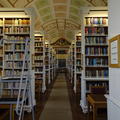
(39, 73, 73, 120)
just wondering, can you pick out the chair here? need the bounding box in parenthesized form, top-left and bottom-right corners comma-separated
(87, 86, 107, 120)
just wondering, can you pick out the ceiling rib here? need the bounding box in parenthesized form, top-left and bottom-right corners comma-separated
(0, 3, 4, 7)
(7, 0, 15, 7)
(102, 0, 107, 6)
(51, 0, 56, 18)
(24, 0, 34, 7)
(66, 0, 70, 18)
(86, 0, 96, 6)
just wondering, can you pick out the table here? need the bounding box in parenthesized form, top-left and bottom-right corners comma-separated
(87, 94, 107, 120)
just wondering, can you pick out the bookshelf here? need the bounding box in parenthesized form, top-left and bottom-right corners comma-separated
(0, 11, 32, 92)
(0, 9, 36, 117)
(66, 49, 71, 80)
(50, 47, 55, 81)
(45, 41, 50, 87)
(0, 18, 3, 76)
(71, 42, 75, 87)
(74, 33, 82, 93)
(49, 47, 57, 81)
(52, 49, 57, 78)
(67, 42, 75, 84)
(34, 33, 45, 96)
(80, 7, 109, 112)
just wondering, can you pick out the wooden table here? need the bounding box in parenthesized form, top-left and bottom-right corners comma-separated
(87, 94, 107, 120)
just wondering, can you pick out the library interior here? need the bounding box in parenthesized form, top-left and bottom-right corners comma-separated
(0, 0, 119, 120)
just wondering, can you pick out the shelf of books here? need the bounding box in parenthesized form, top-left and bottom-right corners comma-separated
(34, 33, 45, 96)
(66, 49, 71, 80)
(0, 9, 36, 111)
(71, 42, 75, 88)
(74, 33, 82, 93)
(67, 42, 75, 85)
(49, 47, 57, 81)
(50, 47, 55, 81)
(0, 18, 3, 76)
(80, 7, 109, 113)
(45, 41, 50, 88)
(52, 49, 57, 79)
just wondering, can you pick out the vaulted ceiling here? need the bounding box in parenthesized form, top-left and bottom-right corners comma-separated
(0, 0, 107, 43)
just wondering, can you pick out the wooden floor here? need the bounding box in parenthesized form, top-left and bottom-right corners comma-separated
(24, 72, 87, 120)
(39, 73, 72, 120)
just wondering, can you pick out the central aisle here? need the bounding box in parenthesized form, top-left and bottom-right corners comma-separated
(39, 73, 73, 120)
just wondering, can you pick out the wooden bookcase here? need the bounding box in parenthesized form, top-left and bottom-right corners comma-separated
(34, 33, 45, 96)
(0, 18, 3, 77)
(45, 41, 50, 87)
(66, 48, 71, 80)
(80, 7, 109, 113)
(74, 33, 82, 93)
(0, 8, 36, 107)
(52, 48, 57, 78)
(67, 42, 75, 84)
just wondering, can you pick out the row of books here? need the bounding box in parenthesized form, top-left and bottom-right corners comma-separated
(86, 82, 108, 91)
(5, 36, 30, 41)
(35, 42, 43, 47)
(35, 74, 43, 79)
(0, 61, 2, 66)
(85, 69, 109, 77)
(15, 44, 25, 50)
(85, 27, 108, 35)
(35, 68, 43, 72)
(5, 62, 28, 68)
(76, 54, 81, 58)
(85, 58, 108, 66)
(2, 90, 24, 96)
(0, 49, 3, 55)
(35, 37, 43, 42)
(35, 48, 43, 52)
(5, 53, 24, 60)
(85, 47, 108, 55)
(45, 52, 49, 55)
(76, 67, 82, 72)
(45, 66, 49, 69)
(85, 17, 108, 26)
(4, 44, 13, 50)
(76, 47, 81, 52)
(76, 60, 81, 65)
(85, 36, 107, 44)
(34, 62, 43, 66)
(45, 47, 49, 51)
(0, 60, 3, 66)
(4, 18, 30, 25)
(4, 70, 28, 76)
(76, 42, 81, 46)
(0, 28, 3, 34)
(34, 56, 43, 60)
(76, 74, 81, 81)
(3, 82, 26, 89)
(4, 26, 30, 33)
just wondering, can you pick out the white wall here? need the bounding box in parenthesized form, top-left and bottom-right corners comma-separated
(107, 0, 120, 119)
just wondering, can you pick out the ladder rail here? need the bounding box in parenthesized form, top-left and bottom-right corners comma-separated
(16, 37, 30, 115)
